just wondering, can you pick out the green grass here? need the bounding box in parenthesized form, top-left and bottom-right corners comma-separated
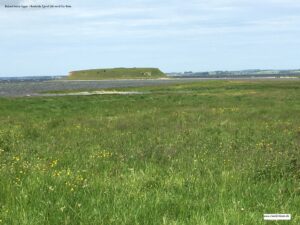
(67, 68, 166, 80)
(0, 80, 300, 224)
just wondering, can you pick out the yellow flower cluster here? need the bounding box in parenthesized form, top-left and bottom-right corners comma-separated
(13, 156, 20, 162)
(256, 140, 273, 151)
(50, 159, 58, 168)
(211, 107, 239, 114)
(90, 150, 113, 159)
(49, 166, 88, 192)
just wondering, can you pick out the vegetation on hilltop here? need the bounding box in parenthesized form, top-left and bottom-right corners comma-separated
(68, 68, 166, 80)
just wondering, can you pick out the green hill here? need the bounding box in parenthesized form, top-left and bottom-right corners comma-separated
(68, 68, 166, 80)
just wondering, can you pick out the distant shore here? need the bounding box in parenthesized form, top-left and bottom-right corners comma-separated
(0, 77, 299, 97)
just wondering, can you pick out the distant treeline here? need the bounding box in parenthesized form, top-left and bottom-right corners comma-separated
(0, 76, 65, 83)
(169, 73, 300, 78)
(168, 69, 300, 77)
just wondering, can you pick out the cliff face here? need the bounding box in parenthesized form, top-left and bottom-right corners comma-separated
(68, 68, 166, 80)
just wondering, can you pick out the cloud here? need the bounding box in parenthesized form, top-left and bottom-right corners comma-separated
(1, 1, 300, 49)
(0, 0, 70, 6)
(1, 0, 300, 41)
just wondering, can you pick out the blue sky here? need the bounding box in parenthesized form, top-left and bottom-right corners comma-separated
(1, 0, 300, 76)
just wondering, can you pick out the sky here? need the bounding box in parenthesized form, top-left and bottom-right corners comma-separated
(0, 0, 300, 76)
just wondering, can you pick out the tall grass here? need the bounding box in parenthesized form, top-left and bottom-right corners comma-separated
(0, 80, 299, 224)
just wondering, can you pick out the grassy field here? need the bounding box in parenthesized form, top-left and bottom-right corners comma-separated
(0, 80, 299, 224)
(68, 68, 166, 80)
